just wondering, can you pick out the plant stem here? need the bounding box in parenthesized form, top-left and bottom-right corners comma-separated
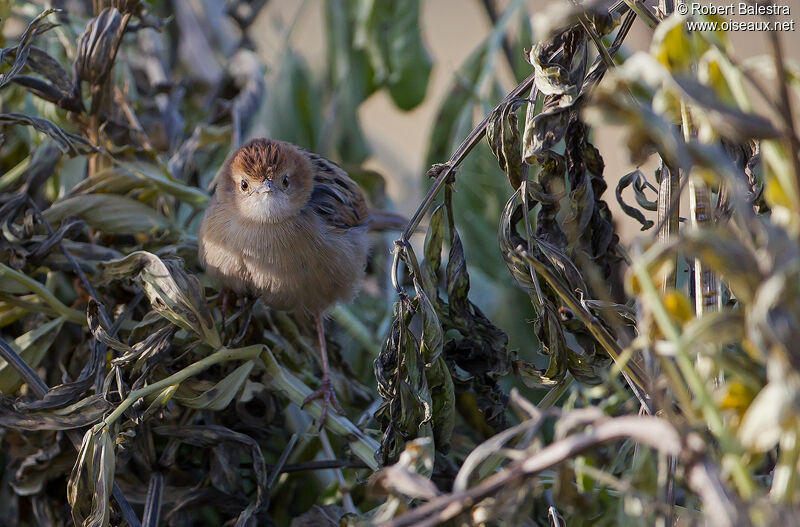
(622, 0, 660, 28)
(97, 345, 261, 431)
(631, 256, 755, 498)
(260, 347, 381, 471)
(0, 262, 86, 324)
(319, 429, 357, 514)
(517, 250, 651, 404)
(766, 28, 800, 207)
(538, 374, 573, 409)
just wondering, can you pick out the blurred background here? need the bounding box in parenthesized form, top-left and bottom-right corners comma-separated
(252, 0, 799, 241)
(2, 0, 797, 356)
(242, 0, 799, 351)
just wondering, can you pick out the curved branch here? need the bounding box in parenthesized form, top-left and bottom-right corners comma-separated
(384, 415, 681, 527)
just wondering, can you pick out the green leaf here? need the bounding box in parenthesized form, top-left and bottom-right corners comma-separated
(174, 360, 255, 410)
(421, 203, 445, 302)
(267, 49, 323, 152)
(108, 159, 210, 206)
(415, 282, 442, 365)
(324, 0, 372, 162)
(0, 394, 110, 430)
(427, 356, 455, 453)
(43, 194, 171, 235)
(355, 0, 431, 110)
(67, 428, 115, 527)
(487, 102, 524, 189)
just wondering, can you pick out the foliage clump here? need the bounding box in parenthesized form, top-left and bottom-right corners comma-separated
(1, 1, 800, 526)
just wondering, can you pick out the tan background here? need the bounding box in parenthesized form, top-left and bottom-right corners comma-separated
(250, 0, 800, 243)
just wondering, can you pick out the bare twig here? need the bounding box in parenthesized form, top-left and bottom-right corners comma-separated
(320, 429, 357, 514)
(515, 249, 653, 412)
(384, 415, 681, 527)
(0, 331, 142, 527)
(766, 26, 800, 203)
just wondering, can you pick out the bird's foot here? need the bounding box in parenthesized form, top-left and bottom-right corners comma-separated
(302, 379, 344, 429)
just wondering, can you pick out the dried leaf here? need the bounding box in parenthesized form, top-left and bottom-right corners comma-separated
(0, 8, 59, 90)
(0, 317, 64, 393)
(98, 252, 220, 348)
(0, 114, 95, 156)
(615, 170, 655, 230)
(43, 194, 171, 235)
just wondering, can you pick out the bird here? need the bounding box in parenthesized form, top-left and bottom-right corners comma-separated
(198, 138, 401, 425)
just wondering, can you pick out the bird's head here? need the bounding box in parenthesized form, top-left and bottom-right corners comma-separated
(218, 138, 313, 223)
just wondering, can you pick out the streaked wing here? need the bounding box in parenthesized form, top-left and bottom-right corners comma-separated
(302, 149, 369, 230)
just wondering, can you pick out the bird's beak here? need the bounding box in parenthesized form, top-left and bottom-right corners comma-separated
(256, 180, 273, 194)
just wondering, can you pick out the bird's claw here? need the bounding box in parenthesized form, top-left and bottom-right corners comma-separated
(302, 379, 344, 429)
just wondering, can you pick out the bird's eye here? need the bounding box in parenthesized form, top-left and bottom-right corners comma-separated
(282, 175, 290, 188)
(240, 180, 248, 191)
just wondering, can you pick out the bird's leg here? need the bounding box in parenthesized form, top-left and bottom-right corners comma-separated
(219, 288, 234, 334)
(302, 313, 344, 427)
(230, 295, 256, 346)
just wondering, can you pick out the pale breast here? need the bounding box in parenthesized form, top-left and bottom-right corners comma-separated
(199, 199, 368, 314)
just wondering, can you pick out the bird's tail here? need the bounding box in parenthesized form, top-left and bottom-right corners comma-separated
(368, 209, 411, 232)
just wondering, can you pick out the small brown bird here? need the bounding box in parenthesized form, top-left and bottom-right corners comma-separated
(199, 138, 395, 424)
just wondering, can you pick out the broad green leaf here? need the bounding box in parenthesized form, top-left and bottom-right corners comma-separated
(174, 360, 255, 410)
(323, 0, 372, 162)
(651, 14, 703, 73)
(43, 194, 171, 235)
(355, 0, 431, 110)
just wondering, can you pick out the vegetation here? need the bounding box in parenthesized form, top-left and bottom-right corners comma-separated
(0, 0, 799, 525)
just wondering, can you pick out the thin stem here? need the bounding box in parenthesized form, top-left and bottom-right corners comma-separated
(655, 158, 680, 292)
(631, 255, 755, 498)
(97, 345, 261, 430)
(0, 335, 50, 397)
(0, 262, 86, 324)
(330, 304, 376, 354)
(767, 26, 800, 205)
(516, 249, 652, 408)
(272, 459, 368, 473)
(521, 166, 545, 311)
(319, 429, 357, 514)
(385, 415, 681, 527)
(260, 346, 381, 471)
(538, 373, 573, 409)
(401, 72, 536, 240)
(622, 0, 660, 28)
